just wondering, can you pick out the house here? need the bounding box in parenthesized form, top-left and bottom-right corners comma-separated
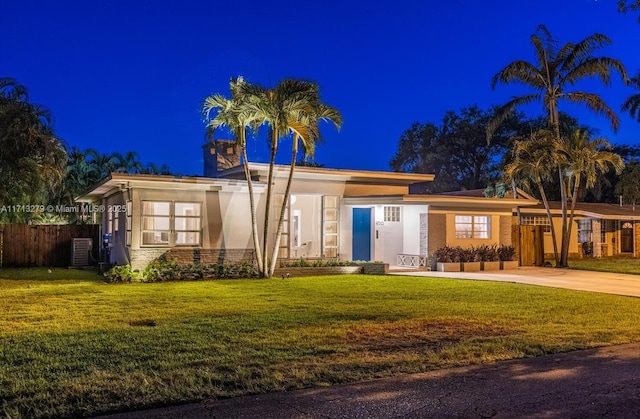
(77, 140, 539, 270)
(516, 202, 640, 259)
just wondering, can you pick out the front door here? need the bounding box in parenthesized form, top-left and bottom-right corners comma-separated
(352, 208, 371, 261)
(621, 222, 634, 253)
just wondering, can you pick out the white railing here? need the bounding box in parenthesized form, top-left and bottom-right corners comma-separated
(396, 254, 427, 268)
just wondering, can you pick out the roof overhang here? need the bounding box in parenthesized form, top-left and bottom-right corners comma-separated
(76, 173, 266, 202)
(519, 207, 640, 221)
(343, 194, 539, 210)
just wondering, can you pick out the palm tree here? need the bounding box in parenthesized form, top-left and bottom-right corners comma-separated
(622, 72, 640, 121)
(113, 151, 143, 174)
(557, 129, 624, 265)
(0, 77, 66, 212)
(490, 25, 627, 268)
(203, 77, 265, 273)
(504, 130, 561, 265)
(243, 78, 341, 277)
(143, 162, 172, 175)
(488, 25, 627, 142)
(268, 95, 342, 277)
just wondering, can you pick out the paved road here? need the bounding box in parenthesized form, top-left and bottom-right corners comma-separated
(391, 266, 640, 298)
(100, 343, 640, 418)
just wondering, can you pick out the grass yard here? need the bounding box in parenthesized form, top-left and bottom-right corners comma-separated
(2, 268, 640, 418)
(568, 257, 640, 275)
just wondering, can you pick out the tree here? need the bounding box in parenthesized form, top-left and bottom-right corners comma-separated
(504, 130, 561, 265)
(488, 25, 627, 143)
(203, 77, 341, 277)
(489, 25, 627, 268)
(557, 129, 624, 265)
(0, 77, 67, 221)
(622, 72, 640, 122)
(615, 161, 640, 205)
(390, 106, 536, 193)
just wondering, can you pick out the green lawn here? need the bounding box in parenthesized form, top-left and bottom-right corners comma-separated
(568, 257, 640, 274)
(2, 268, 640, 418)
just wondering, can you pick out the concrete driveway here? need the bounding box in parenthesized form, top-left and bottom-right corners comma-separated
(390, 266, 640, 298)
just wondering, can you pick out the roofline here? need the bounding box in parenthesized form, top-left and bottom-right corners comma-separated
(519, 207, 640, 220)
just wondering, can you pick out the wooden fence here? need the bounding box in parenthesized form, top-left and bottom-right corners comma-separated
(512, 224, 545, 267)
(0, 224, 100, 267)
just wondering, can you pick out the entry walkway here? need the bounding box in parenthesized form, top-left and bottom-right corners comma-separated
(390, 266, 640, 298)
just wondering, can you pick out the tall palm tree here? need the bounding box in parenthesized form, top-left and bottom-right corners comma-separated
(488, 25, 627, 142)
(203, 77, 265, 273)
(504, 129, 561, 265)
(557, 129, 624, 265)
(622, 72, 640, 121)
(113, 151, 143, 174)
(268, 97, 342, 277)
(490, 25, 626, 268)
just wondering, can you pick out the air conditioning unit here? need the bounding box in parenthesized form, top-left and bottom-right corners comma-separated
(72, 238, 93, 267)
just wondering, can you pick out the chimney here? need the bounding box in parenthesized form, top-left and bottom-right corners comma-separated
(203, 140, 241, 177)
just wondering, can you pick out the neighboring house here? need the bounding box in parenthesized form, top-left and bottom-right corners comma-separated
(77, 140, 539, 270)
(517, 202, 640, 259)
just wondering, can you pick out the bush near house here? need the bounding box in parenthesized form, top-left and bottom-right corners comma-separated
(103, 259, 259, 283)
(434, 244, 515, 263)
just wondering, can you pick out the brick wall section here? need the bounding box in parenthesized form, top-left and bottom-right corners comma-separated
(130, 248, 168, 270)
(499, 216, 512, 246)
(427, 213, 446, 255)
(273, 266, 362, 278)
(163, 248, 255, 265)
(130, 248, 255, 270)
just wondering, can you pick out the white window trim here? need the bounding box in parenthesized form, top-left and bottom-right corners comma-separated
(454, 215, 491, 239)
(141, 201, 202, 247)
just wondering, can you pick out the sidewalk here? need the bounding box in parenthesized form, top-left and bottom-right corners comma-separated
(100, 343, 640, 418)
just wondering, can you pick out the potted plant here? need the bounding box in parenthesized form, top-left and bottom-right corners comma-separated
(434, 245, 461, 272)
(498, 244, 519, 270)
(478, 244, 500, 271)
(461, 246, 481, 272)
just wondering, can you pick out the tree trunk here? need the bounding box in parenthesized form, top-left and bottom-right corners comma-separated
(262, 127, 278, 277)
(537, 176, 559, 266)
(557, 164, 569, 268)
(268, 135, 299, 277)
(562, 174, 581, 267)
(241, 142, 263, 273)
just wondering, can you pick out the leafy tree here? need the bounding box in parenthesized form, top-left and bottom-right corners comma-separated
(490, 25, 627, 268)
(0, 77, 67, 222)
(615, 161, 640, 205)
(390, 106, 537, 193)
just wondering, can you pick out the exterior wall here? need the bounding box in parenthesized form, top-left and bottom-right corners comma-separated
(344, 183, 409, 196)
(499, 215, 512, 246)
(444, 212, 504, 248)
(635, 223, 640, 258)
(427, 213, 446, 255)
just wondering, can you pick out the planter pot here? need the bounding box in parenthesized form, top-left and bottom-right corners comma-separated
(437, 262, 461, 272)
(481, 261, 501, 271)
(462, 261, 481, 272)
(501, 260, 519, 270)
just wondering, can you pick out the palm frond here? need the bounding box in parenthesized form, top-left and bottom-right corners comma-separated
(562, 92, 620, 132)
(560, 33, 613, 73)
(491, 61, 545, 89)
(486, 94, 540, 142)
(562, 57, 628, 87)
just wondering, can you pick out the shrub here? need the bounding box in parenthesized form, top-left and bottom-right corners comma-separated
(434, 246, 461, 263)
(498, 245, 516, 261)
(476, 244, 500, 262)
(104, 264, 138, 283)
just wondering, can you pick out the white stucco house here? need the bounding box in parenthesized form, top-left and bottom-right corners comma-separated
(77, 140, 540, 270)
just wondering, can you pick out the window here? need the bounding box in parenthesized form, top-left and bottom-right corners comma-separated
(126, 201, 132, 246)
(520, 215, 551, 233)
(455, 215, 490, 239)
(141, 201, 202, 246)
(577, 219, 592, 243)
(175, 202, 201, 245)
(384, 206, 400, 222)
(322, 195, 339, 258)
(142, 201, 170, 245)
(113, 211, 119, 233)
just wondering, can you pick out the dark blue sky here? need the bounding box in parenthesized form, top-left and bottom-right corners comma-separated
(3, 1, 639, 175)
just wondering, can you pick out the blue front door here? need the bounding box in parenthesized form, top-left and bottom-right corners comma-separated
(352, 208, 371, 261)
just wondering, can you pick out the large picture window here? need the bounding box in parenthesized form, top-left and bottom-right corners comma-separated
(455, 215, 490, 239)
(141, 201, 201, 246)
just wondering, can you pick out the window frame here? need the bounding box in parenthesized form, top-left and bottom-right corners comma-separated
(454, 215, 491, 239)
(384, 206, 401, 223)
(140, 201, 202, 247)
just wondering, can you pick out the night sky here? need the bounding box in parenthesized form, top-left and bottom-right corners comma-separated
(3, 0, 639, 176)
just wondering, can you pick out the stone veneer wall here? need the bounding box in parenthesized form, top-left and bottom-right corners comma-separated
(130, 248, 255, 270)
